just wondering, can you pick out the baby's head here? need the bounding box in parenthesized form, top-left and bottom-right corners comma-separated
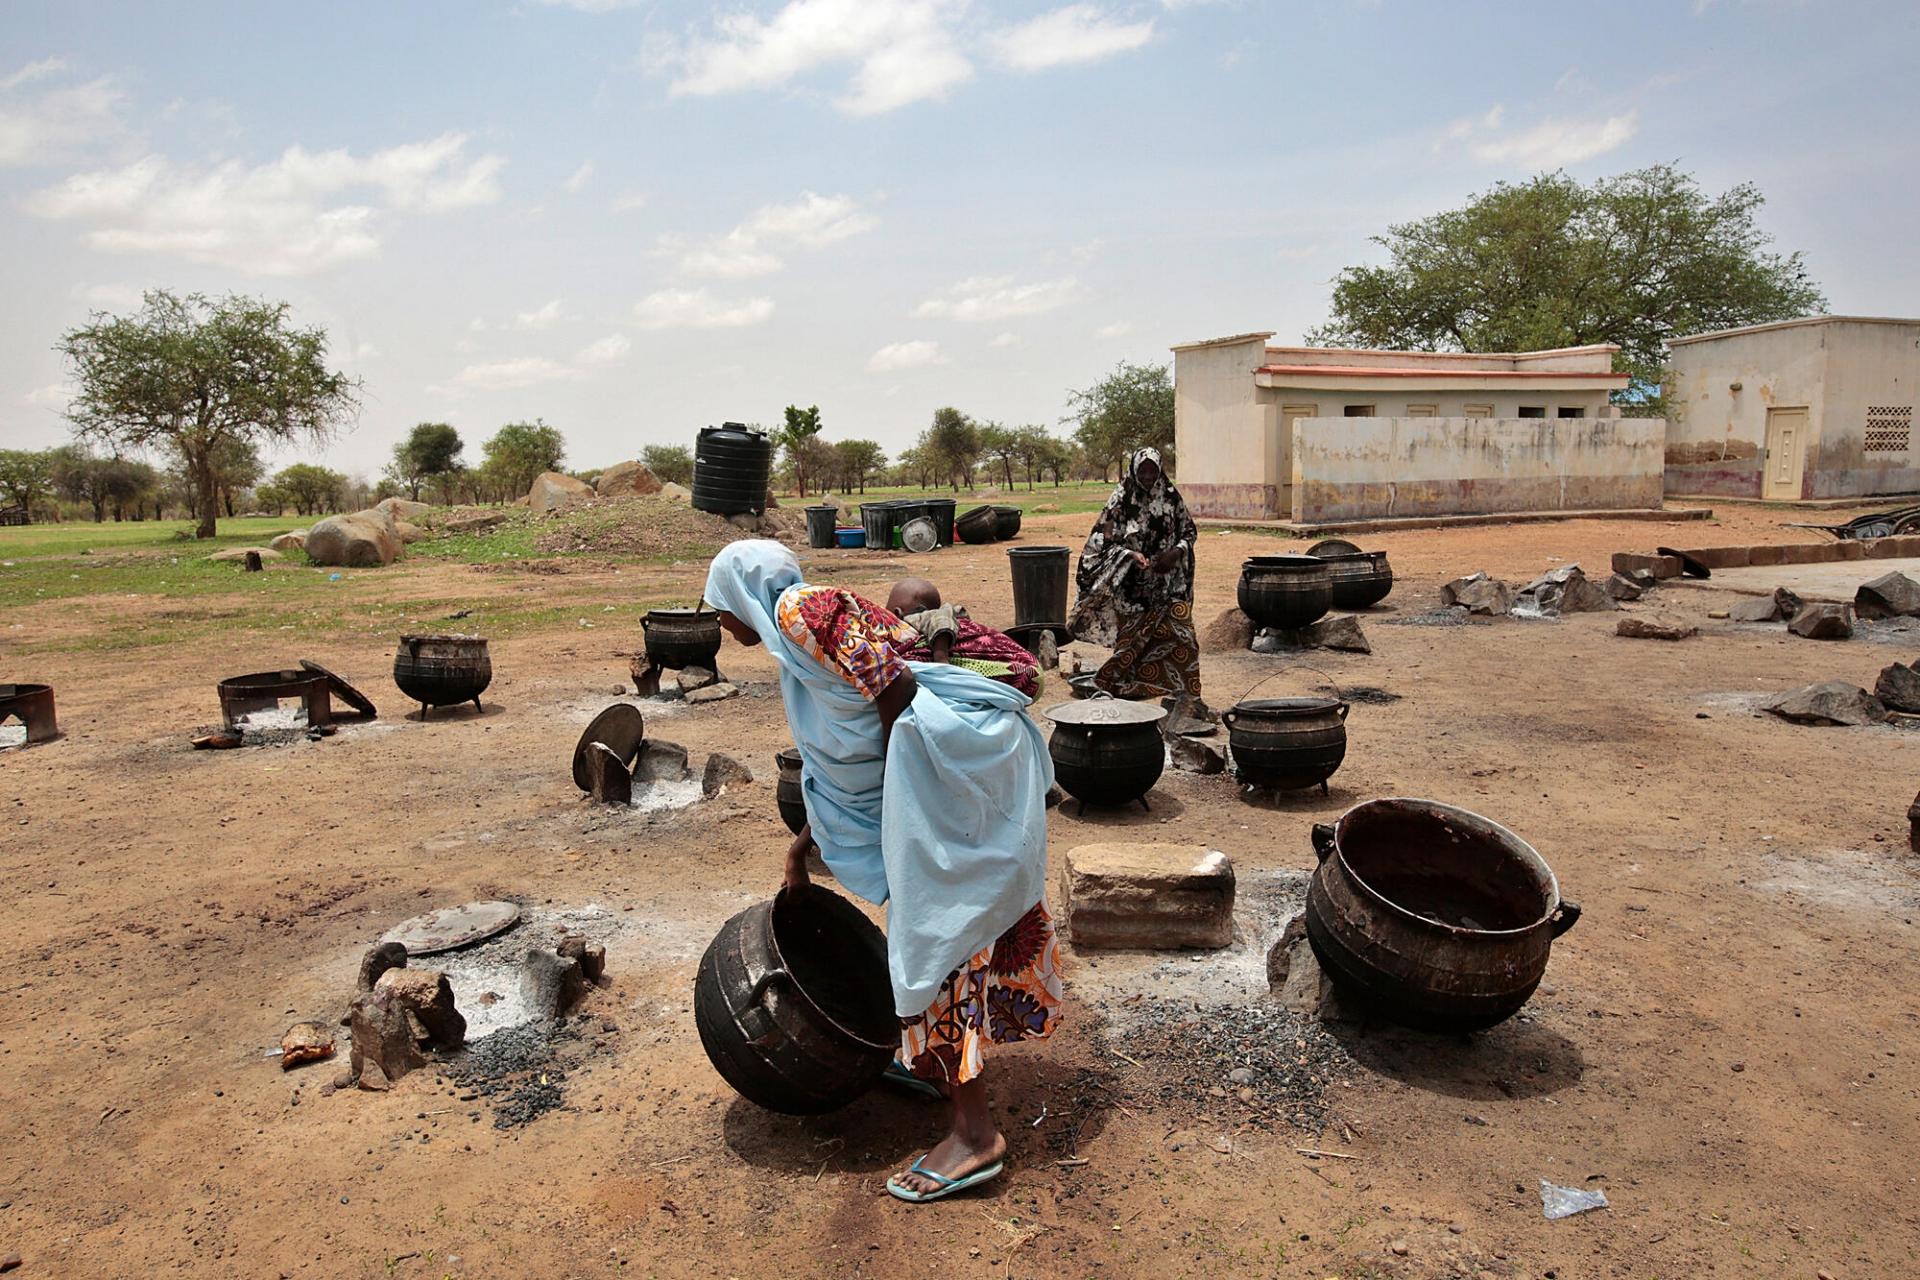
(886, 576, 941, 617)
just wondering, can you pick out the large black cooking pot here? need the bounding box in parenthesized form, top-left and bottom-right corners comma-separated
(1045, 697, 1166, 808)
(393, 634, 491, 717)
(1312, 550, 1394, 609)
(642, 607, 722, 671)
(993, 506, 1023, 540)
(1224, 695, 1347, 792)
(693, 884, 895, 1114)
(1305, 798, 1580, 1032)
(956, 505, 998, 545)
(773, 747, 807, 835)
(1238, 556, 1332, 630)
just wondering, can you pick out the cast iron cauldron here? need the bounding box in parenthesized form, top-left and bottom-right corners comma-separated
(992, 506, 1023, 540)
(693, 883, 895, 1114)
(1044, 695, 1166, 808)
(642, 607, 723, 671)
(773, 747, 807, 835)
(1311, 549, 1395, 609)
(1238, 556, 1332, 630)
(956, 504, 998, 545)
(1224, 695, 1348, 792)
(1305, 798, 1580, 1032)
(393, 634, 491, 717)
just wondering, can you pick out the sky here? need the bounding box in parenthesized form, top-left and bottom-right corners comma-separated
(3, 0, 1917, 481)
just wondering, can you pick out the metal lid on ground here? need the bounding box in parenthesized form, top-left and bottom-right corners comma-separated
(380, 901, 522, 955)
(299, 659, 378, 721)
(901, 517, 939, 553)
(1044, 695, 1169, 727)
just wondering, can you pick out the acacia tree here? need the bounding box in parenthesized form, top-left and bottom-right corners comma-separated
(1066, 361, 1174, 476)
(390, 422, 463, 499)
(56, 290, 358, 538)
(274, 462, 347, 516)
(1307, 164, 1826, 404)
(832, 439, 886, 493)
(0, 449, 54, 516)
(977, 422, 1021, 490)
(778, 404, 824, 497)
(480, 420, 565, 500)
(925, 407, 980, 491)
(640, 444, 694, 486)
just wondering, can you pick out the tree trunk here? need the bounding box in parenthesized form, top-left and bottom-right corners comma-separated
(194, 454, 218, 538)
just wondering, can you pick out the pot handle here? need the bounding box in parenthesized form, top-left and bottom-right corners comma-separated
(1550, 899, 1582, 937)
(641, 615, 652, 631)
(1311, 823, 1337, 862)
(1221, 710, 1236, 727)
(746, 967, 792, 1006)
(1235, 663, 1347, 708)
(1335, 701, 1349, 720)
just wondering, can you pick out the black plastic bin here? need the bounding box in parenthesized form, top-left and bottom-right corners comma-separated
(922, 498, 957, 546)
(859, 501, 898, 551)
(1008, 546, 1072, 635)
(804, 504, 838, 549)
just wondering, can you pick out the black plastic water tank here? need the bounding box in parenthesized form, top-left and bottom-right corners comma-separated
(692, 423, 772, 516)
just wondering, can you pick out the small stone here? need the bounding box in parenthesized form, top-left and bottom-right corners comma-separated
(1299, 614, 1370, 653)
(1237, 1087, 1254, 1104)
(634, 739, 692, 783)
(685, 681, 740, 704)
(1603, 573, 1645, 601)
(1819, 1270, 1838, 1280)
(701, 751, 754, 796)
(1707, 609, 1730, 619)
(674, 665, 719, 693)
(1728, 596, 1784, 623)
(1731, 1061, 1745, 1072)
(0, 1254, 19, 1273)
(1616, 616, 1698, 641)
(1167, 736, 1226, 775)
(1389, 1240, 1409, 1256)
(1874, 662, 1920, 713)
(1763, 681, 1887, 727)
(1227, 1067, 1256, 1086)
(1787, 602, 1854, 640)
(1449, 1223, 1466, 1234)
(279, 1021, 336, 1070)
(1855, 570, 1920, 619)
(557, 936, 607, 983)
(1249, 630, 1284, 655)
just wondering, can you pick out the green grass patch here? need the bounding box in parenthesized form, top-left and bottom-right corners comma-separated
(0, 516, 306, 559)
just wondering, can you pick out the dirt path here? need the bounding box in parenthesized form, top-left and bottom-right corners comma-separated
(4, 505, 1917, 1278)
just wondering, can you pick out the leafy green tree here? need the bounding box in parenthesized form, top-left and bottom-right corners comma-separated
(48, 447, 156, 522)
(925, 407, 980, 491)
(976, 422, 1021, 490)
(832, 439, 886, 493)
(1308, 164, 1827, 403)
(254, 481, 290, 516)
(56, 290, 359, 538)
(274, 462, 347, 516)
(194, 436, 263, 518)
(640, 444, 694, 486)
(1010, 425, 1056, 490)
(1066, 361, 1174, 477)
(778, 404, 825, 497)
(390, 422, 464, 500)
(0, 448, 54, 516)
(481, 419, 565, 500)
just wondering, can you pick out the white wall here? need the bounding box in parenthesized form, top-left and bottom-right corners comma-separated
(1667, 325, 1830, 497)
(1813, 321, 1920, 498)
(1174, 336, 1277, 518)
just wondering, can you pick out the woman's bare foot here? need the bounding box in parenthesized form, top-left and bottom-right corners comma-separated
(892, 1077, 1005, 1197)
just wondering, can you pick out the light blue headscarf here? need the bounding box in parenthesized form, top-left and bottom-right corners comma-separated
(703, 540, 1054, 1017)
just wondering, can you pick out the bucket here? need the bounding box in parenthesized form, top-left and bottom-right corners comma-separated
(834, 527, 865, 549)
(1008, 546, 1071, 633)
(804, 505, 838, 550)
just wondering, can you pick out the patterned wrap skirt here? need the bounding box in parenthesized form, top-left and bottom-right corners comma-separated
(1094, 598, 1203, 700)
(899, 901, 1063, 1086)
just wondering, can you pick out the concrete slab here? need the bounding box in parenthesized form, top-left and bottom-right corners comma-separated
(1703, 559, 1920, 602)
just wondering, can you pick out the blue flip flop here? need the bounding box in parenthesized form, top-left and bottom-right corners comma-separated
(881, 1059, 946, 1100)
(886, 1157, 1005, 1203)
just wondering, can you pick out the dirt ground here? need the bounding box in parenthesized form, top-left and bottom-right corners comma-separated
(5, 502, 1919, 1279)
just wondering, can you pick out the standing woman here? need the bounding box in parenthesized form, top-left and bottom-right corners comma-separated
(1068, 447, 1203, 701)
(701, 540, 1061, 1204)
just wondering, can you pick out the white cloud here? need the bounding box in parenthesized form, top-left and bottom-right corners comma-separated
(562, 161, 594, 193)
(665, 0, 973, 116)
(449, 356, 581, 391)
(633, 288, 775, 330)
(535, 0, 643, 9)
(1, 58, 68, 91)
(989, 5, 1156, 72)
(74, 281, 144, 310)
(989, 331, 1020, 348)
(0, 74, 125, 166)
(1094, 320, 1131, 338)
(25, 384, 72, 411)
(24, 132, 506, 275)
(611, 189, 649, 212)
(664, 190, 876, 278)
(1444, 105, 1639, 167)
(575, 333, 631, 365)
(866, 339, 947, 372)
(914, 274, 1081, 322)
(514, 298, 565, 330)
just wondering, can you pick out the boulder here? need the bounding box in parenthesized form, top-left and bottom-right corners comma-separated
(596, 461, 663, 499)
(347, 967, 465, 1091)
(440, 508, 508, 533)
(686, 681, 740, 704)
(528, 470, 594, 514)
(659, 482, 692, 503)
(1060, 844, 1235, 950)
(1763, 681, 1886, 727)
(1729, 595, 1786, 623)
(1787, 602, 1854, 640)
(1855, 571, 1920, 620)
(1616, 616, 1698, 641)
(305, 509, 402, 568)
(1602, 573, 1645, 601)
(1205, 607, 1256, 652)
(207, 546, 282, 564)
(520, 949, 588, 1021)
(701, 751, 754, 796)
(269, 531, 307, 554)
(635, 740, 691, 783)
(394, 520, 425, 545)
(1299, 614, 1371, 654)
(377, 497, 431, 521)
(1440, 572, 1512, 616)
(1875, 662, 1920, 713)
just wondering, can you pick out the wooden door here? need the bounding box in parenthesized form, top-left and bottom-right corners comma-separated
(1764, 407, 1809, 500)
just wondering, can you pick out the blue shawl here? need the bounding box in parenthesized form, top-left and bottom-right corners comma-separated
(703, 540, 1053, 1017)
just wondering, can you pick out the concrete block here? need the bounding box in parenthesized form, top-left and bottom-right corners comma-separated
(1836, 541, 1868, 560)
(1776, 542, 1835, 565)
(1061, 843, 1234, 950)
(1680, 546, 1750, 570)
(1611, 552, 1681, 579)
(1748, 544, 1787, 567)
(1867, 535, 1920, 559)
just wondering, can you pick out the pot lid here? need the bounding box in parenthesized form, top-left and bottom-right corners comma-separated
(1235, 695, 1342, 714)
(901, 517, 939, 553)
(380, 900, 522, 955)
(1045, 696, 1168, 726)
(572, 703, 645, 792)
(298, 659, 378, 721)
(645, 606, 717, 619)
(1241, 555, 1326, 570)
(1306, 538, 1363, 557)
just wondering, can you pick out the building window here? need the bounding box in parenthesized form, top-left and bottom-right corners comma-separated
(1343, 404, 1376, 417)
(1866, 405, 1914, 453)
(1557, 406, 1586, 419)
(1518, 405, 1546, 418)
(1463, 403, 1493, 419)
(1406, 404, 1437, 418)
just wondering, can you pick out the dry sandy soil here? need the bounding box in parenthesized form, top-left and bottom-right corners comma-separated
(4, 503, 1918, 1279)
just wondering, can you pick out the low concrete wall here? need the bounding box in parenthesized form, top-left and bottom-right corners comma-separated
(1291, 416, 1666, 523)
